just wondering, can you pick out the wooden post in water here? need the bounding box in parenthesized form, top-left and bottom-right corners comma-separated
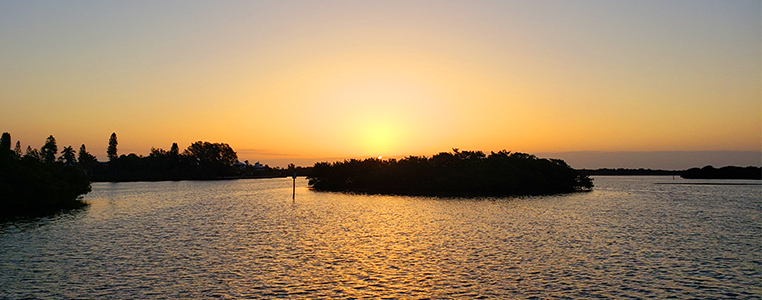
(292, 172, 297, 200)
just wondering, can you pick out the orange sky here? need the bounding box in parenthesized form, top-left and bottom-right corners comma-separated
(1, 1, 760, 168)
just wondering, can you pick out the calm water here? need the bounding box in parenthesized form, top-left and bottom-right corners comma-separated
(1, 176, 760, 299)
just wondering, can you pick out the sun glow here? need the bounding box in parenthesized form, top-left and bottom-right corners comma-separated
(357, 118, 401, 155)
(3, 2, 757, 168)
(300, 76, 457, 157)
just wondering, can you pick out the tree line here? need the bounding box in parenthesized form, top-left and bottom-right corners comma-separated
(0, 132, 91, 216)
(92, 133, 243, 181)
(577, 168, 682, 176)
(1, 131, 309, 215)
(681, 165, 761, 180)
(86, 133, 307, 181)
(308, 149, 594, 197)
(577, 167, 761, 178)
(11, 132, 305, 182)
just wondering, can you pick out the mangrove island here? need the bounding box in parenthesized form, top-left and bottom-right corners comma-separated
(681, 165, 762, 180)
(308, 149, 593, 197)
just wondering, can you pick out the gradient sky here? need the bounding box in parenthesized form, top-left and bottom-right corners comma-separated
(1, 1, 760, 168)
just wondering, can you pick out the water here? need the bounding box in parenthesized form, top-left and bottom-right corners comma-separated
(1, 176, 760, 299)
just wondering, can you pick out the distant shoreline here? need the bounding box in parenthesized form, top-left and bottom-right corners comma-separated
(654, 182, 761, 186)
(579, 166, 761, 180)
(577, 169, 681, 176)
(89, 173, 303, 183)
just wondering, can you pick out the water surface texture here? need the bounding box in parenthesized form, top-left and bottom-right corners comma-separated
(1, 176, 760, 298)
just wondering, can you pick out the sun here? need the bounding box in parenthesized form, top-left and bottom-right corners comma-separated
(363, 122, 396, 154)
(313, 78, 442, 157)
(348, 114, 407, 157)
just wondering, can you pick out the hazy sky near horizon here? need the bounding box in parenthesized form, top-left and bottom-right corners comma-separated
(1, 1, 760, 167)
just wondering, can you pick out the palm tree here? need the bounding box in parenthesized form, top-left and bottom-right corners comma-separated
(59, 145, 76, 165)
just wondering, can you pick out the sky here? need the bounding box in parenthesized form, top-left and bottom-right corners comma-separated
(1, 0, 760, 169)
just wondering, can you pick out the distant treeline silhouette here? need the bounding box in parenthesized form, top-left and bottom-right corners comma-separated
(90, 132, 242, 181)
(681, 166, 761, 180)
(86, 133, 308, 182)
(3, 132, 306, 186)
(0, 132, 91, 216)
(578, 168, 682, 176)
(308, 149, 594, 197)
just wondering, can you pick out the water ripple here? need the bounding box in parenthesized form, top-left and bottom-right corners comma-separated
(0, 177, 760, 298)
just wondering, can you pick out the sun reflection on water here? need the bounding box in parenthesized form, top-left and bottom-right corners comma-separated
(0, 177, 760, 298)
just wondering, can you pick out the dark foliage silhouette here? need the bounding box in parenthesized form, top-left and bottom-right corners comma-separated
(0, 132, 10, 151)
(13, 141, 22, 157)
(77, 144, 98, 176)
(681, 165, 761, 179)
(0, 133, 91, 217)
(88, 135, 309, 182)
(41, 135, 58, 164)
(308, 149, 593, 197)
(24, 145, 42, 161)
(578, 168, 682, 176)
(58, 145, 76, 165)
(107, 132, 118, 162)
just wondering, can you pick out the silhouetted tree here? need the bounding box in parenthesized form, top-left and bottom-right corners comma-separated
(168, 142, 180, 168)
(186, 141, 238, 166)
(41, 135, 58, 164)
(0, 132, 10, 151)
(150, 147, 167, 157)
(13, 141, 22, 158)
(185, 141, 239, 178)
(58, 145, 76, 165)
(25, 146, 42, 161)
(107, 132, 118, 162)
(78, 144, 96, 165)
(170, 142, 179, 156)
(0, 133, 13, 160)
(77, 144, 98, 175)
